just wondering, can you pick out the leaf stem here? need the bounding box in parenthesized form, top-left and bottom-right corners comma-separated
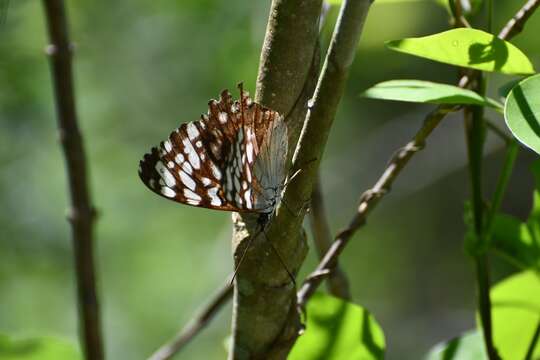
(524, 317, 540, 360)
(464, 72, 500, 359)
(483, 141, 519, 245)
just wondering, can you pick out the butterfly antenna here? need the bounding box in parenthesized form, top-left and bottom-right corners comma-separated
(262, 230, 296, 287)
(230, 227, 260, 286)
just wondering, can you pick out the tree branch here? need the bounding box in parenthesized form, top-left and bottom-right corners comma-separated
(230, 0, 323, 358)
(297, 0, 540, 313)
(297, 105, 457, 307)
(498, 0, 540, 39)
(41, 1, 103, 359)
(148, 278, 233, 360)
(148, 1, 540, 358)
(309, 175, 351, 299)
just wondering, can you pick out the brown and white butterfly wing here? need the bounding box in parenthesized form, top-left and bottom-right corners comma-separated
(138, 87, 282, 213)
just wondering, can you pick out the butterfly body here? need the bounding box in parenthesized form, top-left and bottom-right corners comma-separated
(139, 86, 288, 216)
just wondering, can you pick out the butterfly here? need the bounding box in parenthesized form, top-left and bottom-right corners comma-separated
(138, 84, 288, 220)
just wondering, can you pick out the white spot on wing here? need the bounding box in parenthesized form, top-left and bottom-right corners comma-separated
(245, 189, 252, 209)
(167, 161, 175, 169)
(175, 153, 184, 164)
(182, 161, 193, 175)
(179, 169, 196, 190)
(182, 138, 201, 169)
(211, 163, 222, 180)
(219, 112, 228, 124)
(164, 140, 172, 153)
(201, 177, 211, 186)
(246, 142, 253, 163)
(208, 187, 221, 206)
(161, 187, 176, 198)
(155, 161, 176, 187)
(187, 122, 200, 140)
(186, 198, 200, 205)
(184, 188, 202, 201)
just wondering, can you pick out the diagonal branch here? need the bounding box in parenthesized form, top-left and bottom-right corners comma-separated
(298, 0, 540, 311)
(148, 278, 233, 360)
(41, 1, 103, 359)
(298, 105, 457, 307)
(309, 175, 351, 299)
(498, 0, 540, 39)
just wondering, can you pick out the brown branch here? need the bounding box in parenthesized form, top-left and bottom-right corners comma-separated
(309, 175, 351, 299)
(148, 278, 233, 360)
(498, 0, 540, 39)
(41, 1, 103, 359)
(450, 0, 472, 28)
(297, 0, 540, 312)
(148, 0, 540, 358)
(229, 0, 324, 358)
(297, 105, 457, 307)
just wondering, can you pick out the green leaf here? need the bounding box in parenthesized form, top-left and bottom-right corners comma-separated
(289, 293, 385, 360)
(491, 213, 540, 271)
(0, 335, 81, 360)
(489, 271, 540, 359)
(386, 29, 535, 75)
(361, 80, 503, 110)
(424, 330, 486, 360)
(505, 74, 540, 154)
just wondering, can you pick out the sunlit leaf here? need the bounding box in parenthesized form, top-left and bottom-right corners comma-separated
(386, 29, 535, 75)
(424, 330, 486, 360)
(489, 271, 540, 359)
(0, 335, 81, 360)
(289, 293, 385, 360)
(361, 80, 503, 110)
(491, 214, 540, 271)
(505, 74, 540, 154)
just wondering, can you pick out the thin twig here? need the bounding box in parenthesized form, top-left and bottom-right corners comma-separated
(297, 0, 540, 312)
(524, 317, 540, 360)
(309, 175, 351, 299)
(41, 1, 103, 359)
(297, 105, 456, 307)
(149, 1, 540, 357)
(498, 0, 540, 39)
(148, 278, 234, 360)
(450, 0, 472, 28)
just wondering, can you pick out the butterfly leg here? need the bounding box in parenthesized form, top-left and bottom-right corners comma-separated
(261, 230, 296, 287)
(230, 227, 261, 286)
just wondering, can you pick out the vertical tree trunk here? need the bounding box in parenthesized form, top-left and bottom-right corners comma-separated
(229, 1, 322, 359)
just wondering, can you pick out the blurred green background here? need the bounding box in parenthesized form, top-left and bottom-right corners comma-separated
(1, 0, 539, 359)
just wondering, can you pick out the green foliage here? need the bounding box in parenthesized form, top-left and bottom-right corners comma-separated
(489, 271, 540, 359)
(504, 74, 540, 154)
(491, 214, 540, 271)
(426, 271, 540, 359)
(361, 79, 502, 110)
(491, 160, 540, 270)
(386, 29, 535, 75)
(424, 330, 486, 360)
(0, 334, 81, 360)
(289, 293, 385, 360)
